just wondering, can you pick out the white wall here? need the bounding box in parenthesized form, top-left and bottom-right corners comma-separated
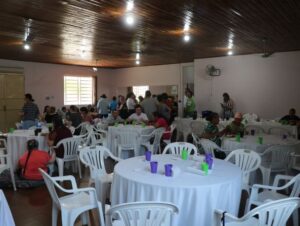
(194, 51, 300, 119)
(0, 58, 112, 110)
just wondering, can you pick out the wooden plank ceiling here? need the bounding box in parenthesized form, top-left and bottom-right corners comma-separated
(0, 0, 299, 68)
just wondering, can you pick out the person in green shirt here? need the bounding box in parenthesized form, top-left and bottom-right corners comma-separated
(184, 90, 196, 118)
(226, 112, 245, 136)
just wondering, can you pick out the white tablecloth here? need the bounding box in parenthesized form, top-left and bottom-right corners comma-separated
(106, 125, 154, 156)
(222, 134, 299, 153)
(7, 130, 48, 170)
(0, 190, 15, 226)
(111, 154, 242, 226)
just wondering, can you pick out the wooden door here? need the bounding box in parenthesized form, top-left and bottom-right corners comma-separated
(0, 72, 24, 131)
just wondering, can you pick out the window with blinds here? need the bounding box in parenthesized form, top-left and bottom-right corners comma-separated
(64, 76, 94, 105)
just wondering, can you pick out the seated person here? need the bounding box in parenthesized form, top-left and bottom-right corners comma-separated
(48, 117, 72, 158)
(280, 108, 300, 125)
(19, 139, 56, 180)
(80, 107, 94, 124)
(201, 112, 227, 159)
(226, 112, 245, 135)
(44, 106, 59, 124)
(152, 111, 170, 140)
(106, 110, 124, 125)
(128, 104, 149, 124)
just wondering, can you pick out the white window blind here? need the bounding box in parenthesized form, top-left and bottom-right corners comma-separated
(64, 76, 94, 105)
(133, 85, 149, 98)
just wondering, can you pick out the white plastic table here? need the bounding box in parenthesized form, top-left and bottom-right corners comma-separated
(7, 130, 48, 170)
(106, 125, 154, 156)
(0, 190, 15, 226)
(222, 134, 299, 153)
(111, 154, 242, 226)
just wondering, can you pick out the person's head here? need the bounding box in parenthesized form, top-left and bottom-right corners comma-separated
(101, 94, 107, 99)
(186, 90, 193, 98)
(112, 96, 116, 101)
(135, 104, 143, 115)
(145, 90, 151, 98)
(53, 117, 64, 130)
(90, 107, 96, 113)
(119, 95, 125, 103)
(138, 96, 144, 102)
(50, 106, 56, 114)
(206, 112, 220, 125)
(289, 108, 296, 116)
(126, 92, 135, 99)
(70, 105, 76, 112)
(25, 93, 34, 103)
(112, 110, 119, 119)
(161, 93, 168, 102)
(27, 139, 39, 152)
(61, 106, 67, 112)
(43, 105, 50, 113)
(80, 107, 88, 115)
(234, 112, 243, 124)
(223, 93, 230, 102)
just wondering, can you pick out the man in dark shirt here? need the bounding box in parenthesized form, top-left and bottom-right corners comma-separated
(21, 93, 40, 129)
(280, 108, 300, 125)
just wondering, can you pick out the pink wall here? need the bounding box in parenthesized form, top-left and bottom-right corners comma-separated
(194, 51, 300, 119)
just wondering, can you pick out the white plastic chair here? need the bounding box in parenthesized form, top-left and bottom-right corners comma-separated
(191, 133, 205, 155)
(53, 137, 82, 178)
(107, 201, 179, 226)
(162, 142, 197, 155)
(198, 138, 227, 157)
(243, 113, 258, 122)
(245, 125, 265, 134)
(115, 130, 140, 159)
(73, 122, 90, 135)
(259, 144, 295, 185)
(191, 121, 206, 137)
(215, 197, 300, 226)
(163, 124, 176, 144)
(0, 139, 16, 191)
(225, 149, 261, 194)
(140, 128, 165, 154)
(245, 174, 300, 225)
(79, 146, 121, 208)
(268, 127, 292, 137)
(39, 168, 106, 226)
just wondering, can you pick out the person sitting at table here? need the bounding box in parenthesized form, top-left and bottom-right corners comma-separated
(128, 104, 149, 124)
(201, 112, 227, 159)
(44, 106, 59, 124)
(225, 112, 245, 136)
(153, 111, 171, 140)
(106, 110, 124, 125)
(280, 108, 300, 125)
(47, 117, 72, 158)
(80, 107, 93, 124)
(20, 93, 40, 129)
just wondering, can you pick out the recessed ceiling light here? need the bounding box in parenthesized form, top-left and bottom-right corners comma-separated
(136, 53, 140, 60)
(125, 14, 135, 26)
(126, 0, 134, 11)
(228, 43, 233, 49)
(183, 34, 190, 42)
(24, 43, 30, 50)
(136, 60, 140, 65)
(228, 51, 233, 55)
(93, 67, 98, 72)
(60, 1, 68, 5)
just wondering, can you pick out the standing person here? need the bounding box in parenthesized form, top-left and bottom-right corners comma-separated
(126, 92, 136, 115)
(118, 95, 128, 119)
(184, 90, 196, 118)
(157, 93, 171, 122)
(20, 93, 40, 129)
(221, 93, 234, 120)
(96, 94, 109, 118)
(109, 96, 118, 112)
(141, 90, 157, 121)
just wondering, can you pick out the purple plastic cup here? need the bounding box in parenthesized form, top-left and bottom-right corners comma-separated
(150, 161, 158, 174)
(206, 159, 213, 169)
(164, 164, 173, 177)
(145, 151, 151, 161)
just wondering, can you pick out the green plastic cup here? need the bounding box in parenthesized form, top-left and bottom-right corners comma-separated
(235, 133, 241, 142)
(9, 128, 15, 133)
(181, 149, 188, 160)
(201, 162, 209, 175)
(258, 136, 263, 144)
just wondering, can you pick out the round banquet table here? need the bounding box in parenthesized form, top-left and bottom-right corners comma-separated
(0, 190, 15, 226)
(106, 125, 154, 156)
(222, 134, 299, 154)
(111, 154, 242, 226)
(7, 130, 48, 170)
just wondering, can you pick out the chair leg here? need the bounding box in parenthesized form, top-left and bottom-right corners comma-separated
(52, 205, 58, 226)
(260, 167, 271, 185)
(80, 212, 90, 226)
(61, 210, 70, 226)
(9, 167, 17, 191)
(56, 158, 64, 180)
(293, 210, 298, 226)
(77, 158, 82, 179)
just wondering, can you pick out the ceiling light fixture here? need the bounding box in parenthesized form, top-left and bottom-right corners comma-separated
(136, 60, 140, 65)
(24, 43, 30, 50)
(125, 14, 135, 26)
(228, 51, 233, 55)
(126, 0, 134, 11)
(136, 53, 140, 60)
(93, 67, 98, 72)
(183, 34, 190, 42)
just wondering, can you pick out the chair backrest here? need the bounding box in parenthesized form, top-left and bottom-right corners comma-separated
(79, 146, 109, 180)
(115, 130, 140, 147)
(77, 122, 90, 135)
(39, 168, 61, 208)
(245, 125, 265, 134)
(162, 142, 197, 155)
(199, 139, 223, 157)
(289, 174, 300, 197)
(268, 127, 292, 137)
(243, 113, 258, 122)
(191, 121, 206, 136)
(262, 145, 295, 169)
(225, 149, 261, 184)
(56, 137, 81, 159)
(152, 128, 165, 153)
(241, 197, 300, 226)
(107, 202, 179, 226)
(0, 138, 7, 166)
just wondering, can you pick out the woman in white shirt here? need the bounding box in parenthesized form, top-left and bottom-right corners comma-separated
(126, 92, 137, 115)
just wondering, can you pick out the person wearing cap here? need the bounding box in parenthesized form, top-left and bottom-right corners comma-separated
(226, 112, 245, 135)
(20, 93, 40, 129)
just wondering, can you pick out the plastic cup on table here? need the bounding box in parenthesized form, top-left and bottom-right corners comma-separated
(181, 149, 188, 160)
(201, 162, 209, 175)
(206, 158, 213, 170)
(9, 128, 15, 133)
(150, 161, 158, 174)
(145, 151, 151, 161)
(257, 136, 263, 144)
(114, 122, 119, 127)
(235, 133, 241, 142)
(164, 164, 173, 177)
